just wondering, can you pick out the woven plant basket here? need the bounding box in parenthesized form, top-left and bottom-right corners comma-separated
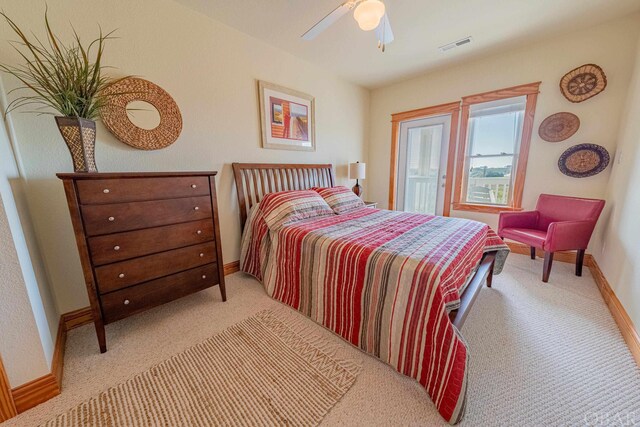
(55, 117, 98, 173)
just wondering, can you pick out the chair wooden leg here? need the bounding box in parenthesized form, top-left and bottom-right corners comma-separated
(576, 249, 585, 277)
(530, 246, 536, 259)
(542, 251, 554, 283)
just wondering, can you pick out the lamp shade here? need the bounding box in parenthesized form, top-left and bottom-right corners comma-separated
(353, 0, 385, 31)
(349, 162, 366, 180)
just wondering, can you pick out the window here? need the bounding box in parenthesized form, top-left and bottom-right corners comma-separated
(466, 96, 524, 206)
(453, 82, 540, 213)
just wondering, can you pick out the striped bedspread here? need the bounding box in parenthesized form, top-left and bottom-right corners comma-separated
(240, 206, 509, 424)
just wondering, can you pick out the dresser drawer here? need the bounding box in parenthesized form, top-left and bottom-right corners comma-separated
(82, 196, 212, 236)
(95, 242, 216, 294)
(101, 263, 219, 323)
(88, 219, 214, 266)
(76, 176, 210, 205)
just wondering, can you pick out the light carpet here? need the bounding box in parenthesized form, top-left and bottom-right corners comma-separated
(5, 254, 640, 426)
(40, 310, 360, 427)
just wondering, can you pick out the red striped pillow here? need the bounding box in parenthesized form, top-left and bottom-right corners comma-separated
(313, 186, 365, 214)
(259, 190, 334, 230)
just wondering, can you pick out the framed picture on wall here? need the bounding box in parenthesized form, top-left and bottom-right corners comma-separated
(258, 80, 316, 151)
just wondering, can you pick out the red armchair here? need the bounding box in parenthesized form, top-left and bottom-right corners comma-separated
(498, 194, 605, 282)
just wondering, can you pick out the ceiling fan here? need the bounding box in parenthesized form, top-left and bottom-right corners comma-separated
(302, 0, 394, 52)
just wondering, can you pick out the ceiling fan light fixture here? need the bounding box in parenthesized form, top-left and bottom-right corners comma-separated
(353, 0, 385, 31)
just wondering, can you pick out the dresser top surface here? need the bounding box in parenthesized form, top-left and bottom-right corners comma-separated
(57, 171, 218, 180)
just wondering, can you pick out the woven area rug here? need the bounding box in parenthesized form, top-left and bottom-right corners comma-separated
(42, 310, 361, 426)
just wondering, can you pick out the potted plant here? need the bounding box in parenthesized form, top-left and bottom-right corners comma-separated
(0, 11, 125, 172)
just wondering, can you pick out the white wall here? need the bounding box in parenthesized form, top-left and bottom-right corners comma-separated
(0, 100, 57, 387)
(367, 15, 640, 248)
(593, 35, 640, 330)
(0, 0, 369, 314)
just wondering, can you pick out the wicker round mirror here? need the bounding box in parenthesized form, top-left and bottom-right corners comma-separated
(101, 77, 182, 150)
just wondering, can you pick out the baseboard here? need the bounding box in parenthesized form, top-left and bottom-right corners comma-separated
(51, 317, 66, 389)
(0, 357, 17, 422)
(62, 306, 93, 331)
(588, 258, 640, 367)
(6, 308, 89, 417)
(223, 260, 240, 276)
(10, 374, 59, 414)
(8, 317, 67, 415)
(505, 242, 593, 266)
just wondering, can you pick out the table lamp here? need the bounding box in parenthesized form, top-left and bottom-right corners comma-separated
(349, 161, 366, 197)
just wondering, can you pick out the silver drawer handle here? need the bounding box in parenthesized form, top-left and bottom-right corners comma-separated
(114, 245, 121, 251)
(124, 299, 130, 305)
(199, 253, 204, 257)
(196, 230, 202, 235)
(108, 216, 115, 222)
(194, 206, 200, 211)
(118, 273, 125, 278)
(191, 184, 197, 189)
(103, 189, 110, 194)
(202, 275, 207, 279)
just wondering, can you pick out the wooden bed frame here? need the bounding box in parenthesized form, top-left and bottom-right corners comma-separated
(231, 162, 495, 329)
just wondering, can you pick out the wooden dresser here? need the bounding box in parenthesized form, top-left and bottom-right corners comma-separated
(57, 172, 226, 353)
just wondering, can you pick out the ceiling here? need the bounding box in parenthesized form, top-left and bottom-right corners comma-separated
(174, 0, 640, 88)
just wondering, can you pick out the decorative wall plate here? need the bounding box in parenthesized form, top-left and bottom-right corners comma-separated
(538, 112, 580, 142)
(101, 77, 182, 150)
(559, 64, 607, 103)
(558, 143, 610, 178)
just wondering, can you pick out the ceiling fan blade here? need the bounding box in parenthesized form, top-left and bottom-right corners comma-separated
(375, 13, 394, 46)
(301, 3, 352, 41)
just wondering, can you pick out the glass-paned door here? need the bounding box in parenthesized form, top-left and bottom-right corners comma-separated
(396, 115, 451, 215)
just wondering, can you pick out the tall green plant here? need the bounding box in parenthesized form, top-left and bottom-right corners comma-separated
(0, 10, 123, 120)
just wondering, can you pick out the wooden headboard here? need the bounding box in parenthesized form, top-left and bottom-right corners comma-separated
(232, 163, 336, 229)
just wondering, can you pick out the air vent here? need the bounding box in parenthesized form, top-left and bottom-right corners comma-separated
(439, 36, 473, 52)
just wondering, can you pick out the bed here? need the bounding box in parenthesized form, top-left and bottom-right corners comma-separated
(232, 162, 509, 424)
